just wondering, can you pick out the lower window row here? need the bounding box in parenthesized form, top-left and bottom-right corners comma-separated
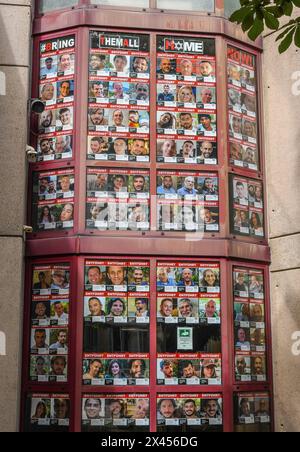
(24, 392, 271, 432)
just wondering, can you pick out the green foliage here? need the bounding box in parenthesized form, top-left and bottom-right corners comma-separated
(230, 0, 300, 53)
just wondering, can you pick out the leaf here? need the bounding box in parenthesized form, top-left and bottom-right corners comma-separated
(230, 7, 252, 24)
(264, 10, 280, 29)
(292, 0, 300, 6)
(242, 12, 255, 31)
(248, 18, 265, 41)
(294, 25, 300, 47)
(276, 24, 296, 41)
(283, 1, 294, 15)
(278, 27, 295, 52)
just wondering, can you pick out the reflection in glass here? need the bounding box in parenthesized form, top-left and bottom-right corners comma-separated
(91, 0, 149, 7)
(39, 0, 78, 13)
(157, 0, 214, 12)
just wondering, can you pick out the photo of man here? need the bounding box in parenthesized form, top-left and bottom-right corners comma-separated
(157, 399, 177, 420)
(86, 266, 105, 286)
(40, 56, 57, 78)
(106, 265, 126, 286)
(235, 356, 251, 377)
(157, 58, 176, 75)
(111, 54, 129, 74)
(234, 180, 249, 205)
(157, 175, 176, 195)
(89, 81, 108, 99)
(58, 53, 74, 73)
(51, 269, 69, 290)
(57, 80, 73, 100)
(178, 58, 194, 77)
(177, 268, 197, 287)
(134, 83, 150, 102)
(235, 327, 250, 349)
(83, 398, 103, 420)
(32, 301, 50, 324)
(177, 177, 198, 197)
(199, 60, 214, 78)
(182, 399, 199, 419)
(88, 108, 109, 127)
(89, 54, 109, 72)
(251, 355, 266, 377)
(49, 356, 67, 377)
(131, 56, 149, 74)
(157, 268, 176, 288)
(178, 298, 198, 319)
(57, 107, 73, 129)
(31, 356, 49, 377)
(128, 359, 147, 379)
(179, 140, 196, 160)
(198, 114, 216, 134)
(86, 297, 106, 318)
(158, 84, 176, 102)
(56, 135, 72, 155)
(129, 139, 149, 158)
(49, 329, 68, 351)
(178, 360, 199, 379)
(83, 359, 104, 380)
(159, 359, 176, 379)
(198, 141, 217, 162)
(50, 301, 69, 324)
(109, 109, 128, 129)
(31, 328, 49, 351)
(87, 172, 108, 193)
(158, 298, 176, 318)
(38, 138, 55, 157)
(39, 110, 55, 130)
(40, 82, 56, 103)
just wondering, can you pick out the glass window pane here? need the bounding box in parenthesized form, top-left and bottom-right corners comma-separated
(91, 0, 150, 7)
(39, 0, 78, 13)
(224, 0, 241, 18)
(157, 0, 214, 12)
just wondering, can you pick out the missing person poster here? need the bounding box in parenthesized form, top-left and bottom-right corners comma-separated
(82, 393, 150, 431)
(86, 168, 150, 231)
(235, 392, 271, 426)
(156, 35, 217, 165)
(157, 393, 223, 429)
(230, 175, 264, 238)
(88, 32, 150, 162)
(38, 35, 75, 162)
(32, 169, 75, 232)
(156, 262, 221, 356)
(28, 393, 70, 430)
(233, 266, 266, 383)
(84, 260, 150, 326)
(30, 263, 71, 382)
(227, 46, 259, 171)
(82, 353, 150, 386)
(157, 353, 221, 386)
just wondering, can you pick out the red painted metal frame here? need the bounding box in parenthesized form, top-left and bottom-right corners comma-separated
(22, 5, 273, 433)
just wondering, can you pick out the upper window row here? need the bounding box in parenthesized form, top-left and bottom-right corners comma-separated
(38, 0, 241, 16)
(38, 1, 217, 14)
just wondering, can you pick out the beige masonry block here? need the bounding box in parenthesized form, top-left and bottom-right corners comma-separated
(0, 237, 24, 432)
(263, 36, 300, 238)
(0, 66, 29, 236)
(271, 269, 300, 432)
(0, 4, 31, 67)
(270, 234, 300, 273)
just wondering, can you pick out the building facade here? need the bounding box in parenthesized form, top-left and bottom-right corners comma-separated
(0, 0, 299, 432)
